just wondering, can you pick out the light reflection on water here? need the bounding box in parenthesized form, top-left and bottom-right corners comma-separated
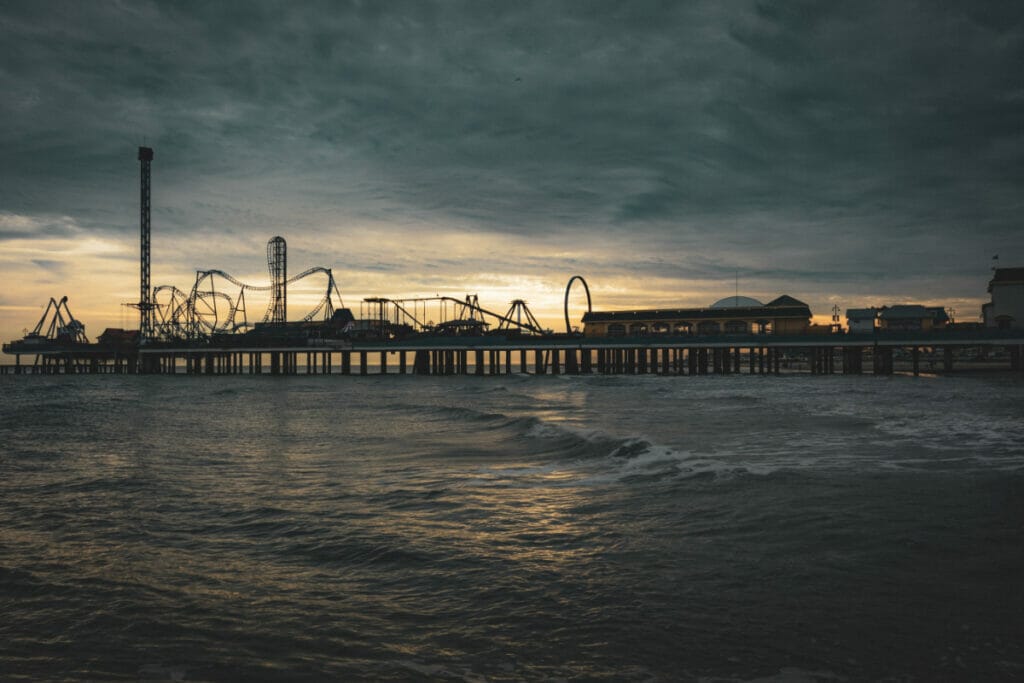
(1, 373, 1023, 680)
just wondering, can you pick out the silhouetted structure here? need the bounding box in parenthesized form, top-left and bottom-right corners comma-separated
(581, 295, 813, 337)
(137, 147, 155, 339)
(983, 267, 1024, 329)
(266, 236, 287, 324)
(878, 306, 949, 332)
(564, 275, 592, 334)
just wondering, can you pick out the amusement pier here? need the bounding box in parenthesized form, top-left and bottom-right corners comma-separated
(4, 147, 1024, 377)
(4, 326, 1024, 378)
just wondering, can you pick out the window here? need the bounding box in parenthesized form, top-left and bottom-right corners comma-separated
(608, 323, 625, 337)
(724, 320, 748, 334)
(697, 321, 720, 335)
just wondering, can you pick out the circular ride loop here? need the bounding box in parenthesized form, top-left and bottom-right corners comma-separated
(152, 285, 194, 340)
(564, 275, 592, 334)
(190, 271, 246, 336)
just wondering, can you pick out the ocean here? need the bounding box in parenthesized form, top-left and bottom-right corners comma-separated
(1, 372, 1022, 681)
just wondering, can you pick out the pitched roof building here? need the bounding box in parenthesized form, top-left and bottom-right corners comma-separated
(845, 308, 878, 333)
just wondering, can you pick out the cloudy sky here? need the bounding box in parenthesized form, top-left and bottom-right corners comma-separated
(2, 1, 1022, 340)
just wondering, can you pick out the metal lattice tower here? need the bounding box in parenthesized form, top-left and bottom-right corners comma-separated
(138, 146, 154, 338)
(267, 236, 287, 324)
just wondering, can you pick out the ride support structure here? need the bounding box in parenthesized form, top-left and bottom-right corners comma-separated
(359, 294, 551, 337)
(29, 296, 89, 344)
(150, 243, 344, 342)
(132, 146, 158, 340)
(266, 236, 287, 324)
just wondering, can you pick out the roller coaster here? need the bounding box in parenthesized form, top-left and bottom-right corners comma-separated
(151, 267, 344, 341)
(351, 276, 592, 338)
(151, 236, 345, 342)
(356, 294, 552, 338)
(146, 237, 589, 343)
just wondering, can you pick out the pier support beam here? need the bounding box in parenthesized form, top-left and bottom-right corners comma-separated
(565, 349, 579, 375)
(1009, 345, 1022, 372)
(412, 350, 428, 375)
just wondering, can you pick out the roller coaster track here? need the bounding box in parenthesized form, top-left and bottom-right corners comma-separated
(198, 267, 339, 292)
(376, 295, 549, 336)
(152, 267, 344, 341)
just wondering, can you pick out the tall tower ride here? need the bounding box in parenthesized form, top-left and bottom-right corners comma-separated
(138, 146, 155, 338)
(267, 236, 287, 324)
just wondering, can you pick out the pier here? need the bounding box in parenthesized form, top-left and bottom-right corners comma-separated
(4, 330, 1023, 377)
(9, 148, 1022, 382)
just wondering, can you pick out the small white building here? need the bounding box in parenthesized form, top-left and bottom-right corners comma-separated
(983, 267, 1024, 329)
(878, 305, 949, 331)
(845, 308, 878, 333)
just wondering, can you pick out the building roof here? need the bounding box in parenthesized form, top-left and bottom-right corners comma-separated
(845, 308, 877, 319)
(98, 328, 140, 341)
(765, 294, 809, 307)
(582, 305, 812, 323)
(989, 267, 1024, 291)
(582, 293, 812, 324)
(710, 295, 764, 309)
(878, 305, 949, 321)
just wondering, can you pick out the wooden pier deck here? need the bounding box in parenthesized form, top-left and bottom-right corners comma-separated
(3, 330, 1024, 377)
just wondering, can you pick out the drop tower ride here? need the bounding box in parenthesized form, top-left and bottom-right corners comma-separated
(137, 146, 156, 339)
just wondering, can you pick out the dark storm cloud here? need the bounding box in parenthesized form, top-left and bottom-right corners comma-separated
(1, 0, 1023, 301)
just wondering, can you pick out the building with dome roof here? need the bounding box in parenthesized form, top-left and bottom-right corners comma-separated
(709, 295, 765, 309)
(582, 295, 813, 337)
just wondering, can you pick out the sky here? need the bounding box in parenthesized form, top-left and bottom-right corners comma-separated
(2, 0, 1023, 341)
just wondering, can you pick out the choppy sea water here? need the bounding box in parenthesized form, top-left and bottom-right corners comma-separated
(1, 372, 1023, 682)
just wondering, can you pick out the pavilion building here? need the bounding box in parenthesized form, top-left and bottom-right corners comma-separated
(581, 295, 813, 337)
